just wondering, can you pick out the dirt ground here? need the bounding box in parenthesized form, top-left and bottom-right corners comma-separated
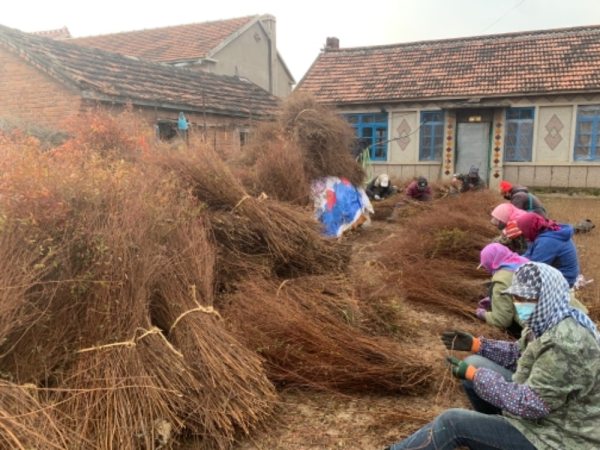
(192, 194, 600, 450)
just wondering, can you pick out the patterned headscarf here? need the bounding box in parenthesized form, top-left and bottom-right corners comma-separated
(480, 243, 529, 274)
(503, 262, 600, 342)
(491, 203, 526, 225)
(515, 212, 560, 242)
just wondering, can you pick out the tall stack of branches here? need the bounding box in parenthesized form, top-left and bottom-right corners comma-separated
(222, 276, 433, 394)
(0, 115, 278, 449)
(154, 145, 350, 284)
(234, 91, 365, 204)
(375, 191, 500, 318)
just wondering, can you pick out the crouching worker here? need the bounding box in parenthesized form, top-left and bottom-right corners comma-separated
(365, 174, 396, 201)
(405, 176, 432, 201)
(385, 262, 600, 450)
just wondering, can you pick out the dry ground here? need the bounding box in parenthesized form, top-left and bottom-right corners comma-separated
(187, 195, 600, 450)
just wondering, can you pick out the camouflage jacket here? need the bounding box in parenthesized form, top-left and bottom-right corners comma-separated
(506, 318, 600, 449)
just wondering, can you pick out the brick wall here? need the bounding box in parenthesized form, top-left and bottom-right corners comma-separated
(0, 48, 82, 129)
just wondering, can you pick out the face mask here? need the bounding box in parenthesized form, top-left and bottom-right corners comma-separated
(514, 302, 537, 322)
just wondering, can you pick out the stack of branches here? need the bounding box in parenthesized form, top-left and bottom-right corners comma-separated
(0, 136, 278, 449)
(154, 145, 350, 284)
(376, 191, 500, 318)
(222, 276, 432, 394)
(234, 92, 365, 205)
(150, 220, 277, 449)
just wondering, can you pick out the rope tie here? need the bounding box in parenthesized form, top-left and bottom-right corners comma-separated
(168, 285, 221, 333)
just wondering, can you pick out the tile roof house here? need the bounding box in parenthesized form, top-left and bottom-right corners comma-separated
(298, 26, 600, 189)
(69, 15, 294, 98)
(0, 24, 279, 153)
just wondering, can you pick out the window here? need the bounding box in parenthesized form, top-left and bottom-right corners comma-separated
(504, 107, 534, 162)
(345, 113, 388, 161)
(574, 105, 600, 161)
(419, 111, 444, 161)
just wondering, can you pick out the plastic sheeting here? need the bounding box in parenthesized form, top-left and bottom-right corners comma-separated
(312, 176, 373, 237)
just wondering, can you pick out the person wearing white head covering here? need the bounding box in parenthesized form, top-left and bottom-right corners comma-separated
(365, 174, 396, 200)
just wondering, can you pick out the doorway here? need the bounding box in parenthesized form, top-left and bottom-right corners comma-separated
(455, 110, 493, 183)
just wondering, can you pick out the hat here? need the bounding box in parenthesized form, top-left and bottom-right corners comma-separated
(417, 176, 428, 188)
(468, 166, 479, 178)
(501, 262, 542, 299)
(379, 174, 390, 188)
(499, 180, 513, 194)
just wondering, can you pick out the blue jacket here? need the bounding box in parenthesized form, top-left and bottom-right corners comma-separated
(524, 224, 579, 286)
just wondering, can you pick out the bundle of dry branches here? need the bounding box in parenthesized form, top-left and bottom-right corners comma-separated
(151, 221, 277, 449)
(222, 277, 432, 394)
(155, 146, 350, 281)
(232, 92, 365, 204)
(376, 191, 499, 317)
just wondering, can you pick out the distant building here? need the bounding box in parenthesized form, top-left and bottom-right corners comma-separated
(31, 26, 71, 39)
(0, 24, 279, 154)
(298, 26, 600, 189)
(69, 15, 295, 98)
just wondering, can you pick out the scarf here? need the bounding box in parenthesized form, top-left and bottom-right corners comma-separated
(513, 263, 600, 343)
(515, 212, 560, 242)
(491, 203, 526, 225)
(480, 243, 529, 274)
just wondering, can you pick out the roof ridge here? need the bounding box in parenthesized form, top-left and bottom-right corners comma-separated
(69, 15, 259, 40)
(328, 23, 600, 53)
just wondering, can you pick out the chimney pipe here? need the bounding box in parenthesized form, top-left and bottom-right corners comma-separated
(325, 37, 339, 50)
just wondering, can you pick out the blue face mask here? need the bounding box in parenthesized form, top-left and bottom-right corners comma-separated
(514, 302, 537, 322)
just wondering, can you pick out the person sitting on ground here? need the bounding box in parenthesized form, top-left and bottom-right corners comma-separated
(515, 212, 580, 287)
(499, 180, 548, 218)
(452, 165, 486, 193)
(475, 243, 529, 337)
(386, 262, 600, 450)
(365, 174, 396, 201)
(490, 203, 529, 254)
(405, 176, 432, 201)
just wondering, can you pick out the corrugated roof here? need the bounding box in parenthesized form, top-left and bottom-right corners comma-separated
(0, 24, 279, 119)
(297, 24, 600, 105)
(69, 16, 256, 62)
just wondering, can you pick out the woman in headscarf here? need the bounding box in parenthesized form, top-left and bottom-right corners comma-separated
(386, 262, 600, 450)
(490, 203, 528, 254)
(476, 243, 529, 335)
(516, 212, 580, 287)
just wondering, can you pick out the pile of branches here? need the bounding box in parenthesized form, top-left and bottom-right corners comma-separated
(0, 126, 276, 449)
(375, 191, 500, 318)
(234, 92, 365, 204)
(0, 111, 439, 448)
(222, 276, 432, 394)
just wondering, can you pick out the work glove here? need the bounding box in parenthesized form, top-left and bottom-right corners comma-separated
(475, 308, 487, 321)
(446, 356, 477, 381)
(440, 330, 480, 352)
(478, 296, 491, 310)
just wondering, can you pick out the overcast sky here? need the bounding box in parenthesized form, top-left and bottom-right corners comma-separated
(3, 0, 600, 82)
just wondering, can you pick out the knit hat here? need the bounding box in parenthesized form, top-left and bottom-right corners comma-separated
(468, 166, 479, 178)
(417, 176, 428, 190)
(499, 180, 513, 194)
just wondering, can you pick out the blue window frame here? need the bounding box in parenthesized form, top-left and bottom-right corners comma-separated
(419, 111, 444, 161)
(504, 107, 534, 162)
(345, 113, 388, 161)
(574, 105, 600, 161)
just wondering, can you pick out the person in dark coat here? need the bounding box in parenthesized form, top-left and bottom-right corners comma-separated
(499, 180, 547, 218)
(405, 176, 432, 201)
(452, 166, 485, 193)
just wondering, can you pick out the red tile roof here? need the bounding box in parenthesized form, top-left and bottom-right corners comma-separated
(69, 16, 256, 62)
(298, 25, 600, 105)
(0, 24, 278, 119)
